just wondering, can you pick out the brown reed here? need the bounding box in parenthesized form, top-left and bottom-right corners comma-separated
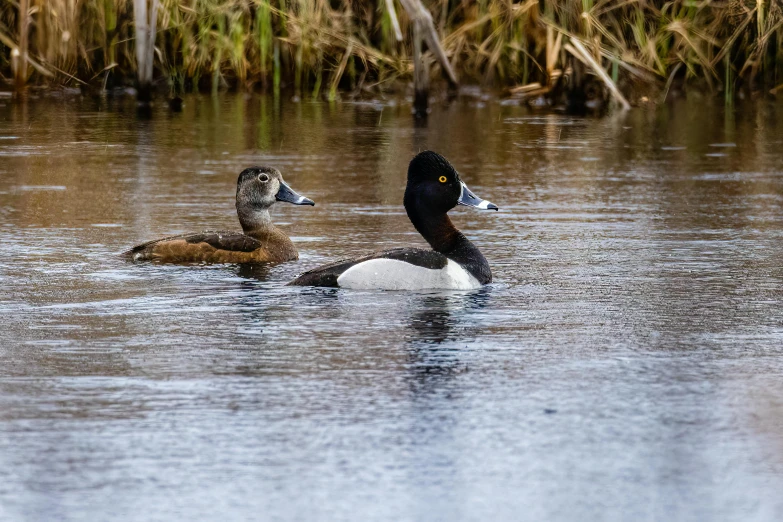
(0, 1, 781, 104)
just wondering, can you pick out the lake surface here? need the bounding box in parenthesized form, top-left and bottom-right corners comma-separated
(1, 93, 783, 521)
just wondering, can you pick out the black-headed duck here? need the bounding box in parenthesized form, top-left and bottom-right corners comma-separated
(289, 151, 497, 289)
(125, 167, 314, 264)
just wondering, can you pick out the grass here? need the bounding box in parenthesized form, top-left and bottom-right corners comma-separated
(1, 0, 782, 104)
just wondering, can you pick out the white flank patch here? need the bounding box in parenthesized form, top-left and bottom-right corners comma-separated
(336, 259, 480, 290)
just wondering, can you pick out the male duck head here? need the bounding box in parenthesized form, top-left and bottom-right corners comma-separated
(404, 150, 497, 216)
(236, 166, 314, 235)
(403, 151, 497, 253)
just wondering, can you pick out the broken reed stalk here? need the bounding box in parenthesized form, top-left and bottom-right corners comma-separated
(14, 0, 29, 89)
(396, 0, 457, 117)
(133, 0, 158, 103)
(412, 17, 428, 117)
(545, 25, 554, 78)
(397, 0, 458, 86)
(546, 30, 562, 86)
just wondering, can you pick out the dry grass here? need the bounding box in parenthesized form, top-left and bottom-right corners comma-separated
(1, 0, 782, 102)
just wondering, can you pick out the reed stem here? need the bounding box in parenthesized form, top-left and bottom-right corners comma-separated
(15, 0, 29, 89)
(133, 0, 157, 102)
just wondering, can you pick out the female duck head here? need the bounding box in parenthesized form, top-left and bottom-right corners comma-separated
(236, 166, 314, 209)
(403, 151, 498, 215)
(236, 166, 314, 234)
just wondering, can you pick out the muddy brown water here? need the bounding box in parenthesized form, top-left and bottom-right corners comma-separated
(1, 94, 783, 521)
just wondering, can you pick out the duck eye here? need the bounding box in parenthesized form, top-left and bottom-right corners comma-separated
(258, 173, 269, 183)
(438, 176, 447, 183)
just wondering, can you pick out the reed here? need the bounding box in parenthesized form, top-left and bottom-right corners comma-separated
(1, 0, 781, 104)
(134, 0, 158, 100)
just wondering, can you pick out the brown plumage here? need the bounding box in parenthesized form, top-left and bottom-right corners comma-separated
(124, 167, 314, 264)
(125, 228, 299, 263)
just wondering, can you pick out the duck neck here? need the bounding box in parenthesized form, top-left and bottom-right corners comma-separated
(406, 204, 492, 284)
(237, 207, 273, 239)
(408, 209, 463, 254)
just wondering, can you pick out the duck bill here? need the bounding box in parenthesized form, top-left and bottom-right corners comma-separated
(458, 181, 498, 210)
(276, 181, 315, 206)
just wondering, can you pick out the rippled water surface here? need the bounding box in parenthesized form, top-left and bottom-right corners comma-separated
(2, 94, 783, 521)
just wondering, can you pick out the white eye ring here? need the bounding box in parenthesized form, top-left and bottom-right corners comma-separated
(258, 173, 270, 183)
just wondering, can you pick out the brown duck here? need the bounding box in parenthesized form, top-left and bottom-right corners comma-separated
(125, 167, 314, 263)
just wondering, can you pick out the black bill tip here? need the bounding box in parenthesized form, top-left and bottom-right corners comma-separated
(458, 181, 498, 211)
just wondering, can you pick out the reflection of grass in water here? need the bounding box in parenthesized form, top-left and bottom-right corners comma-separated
(1, 1, 782, 102)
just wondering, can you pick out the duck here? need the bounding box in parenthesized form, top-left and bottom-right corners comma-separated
(125, 166, 314, 263)
(289, 151, 497, 290)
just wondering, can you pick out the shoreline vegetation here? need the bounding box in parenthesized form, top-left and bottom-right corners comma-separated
(1, 1, 783, 112)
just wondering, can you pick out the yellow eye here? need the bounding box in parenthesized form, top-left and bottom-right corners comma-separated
(438, 176, 447, 183)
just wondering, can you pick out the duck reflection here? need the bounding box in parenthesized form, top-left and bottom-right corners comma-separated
(404, 288, 491, 383)
(234, 262, 275, 282)
(227, 263, 341, 346)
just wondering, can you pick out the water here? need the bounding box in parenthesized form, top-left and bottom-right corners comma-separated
(1, 94, 783, 521)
